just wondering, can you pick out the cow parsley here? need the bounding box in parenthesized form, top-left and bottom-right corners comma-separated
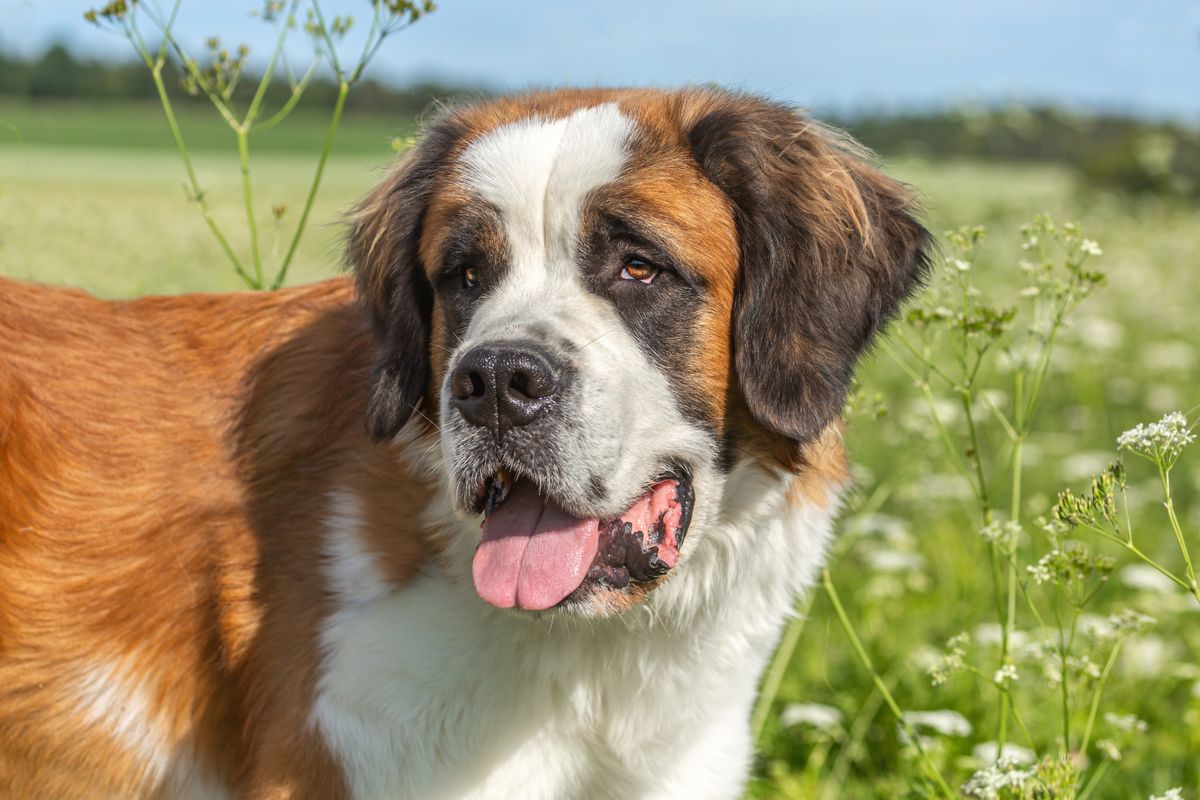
(1118, 411, 1195, 465)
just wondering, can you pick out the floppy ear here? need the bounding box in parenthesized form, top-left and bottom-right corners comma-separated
(688, 96, 931, 446)
(348, 118, 465, 442)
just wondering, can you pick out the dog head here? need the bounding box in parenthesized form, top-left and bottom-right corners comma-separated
(348, 88, 929, 616)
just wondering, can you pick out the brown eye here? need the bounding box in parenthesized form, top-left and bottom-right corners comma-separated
(461, 265, 479, 289)
(620, 257, 660, 284)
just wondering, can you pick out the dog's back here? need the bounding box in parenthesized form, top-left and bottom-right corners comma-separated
(0, 277, 382, 797)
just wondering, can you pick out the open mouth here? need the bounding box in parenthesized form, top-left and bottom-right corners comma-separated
(470, 467, 695, 611)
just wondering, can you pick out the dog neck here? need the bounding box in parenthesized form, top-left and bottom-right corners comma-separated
(306, 429, 844, 798)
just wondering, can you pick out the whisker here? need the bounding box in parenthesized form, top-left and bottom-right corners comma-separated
(579, 329, 614, 350)
(408, 403, 440, 430)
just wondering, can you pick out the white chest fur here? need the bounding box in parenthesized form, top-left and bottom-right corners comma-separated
(312, 462, 839, 800)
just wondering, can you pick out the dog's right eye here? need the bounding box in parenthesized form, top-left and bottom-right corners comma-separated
(461, 265, 480, 289)
(620, 257, 661, 285)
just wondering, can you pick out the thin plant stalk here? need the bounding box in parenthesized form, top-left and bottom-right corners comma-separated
(751, 593, 814, 743)
(89, 0, 430, 291)
(1158, 463, 1198, 596)
(134, 39, 253, 287)
(821, 569, 956, 799)
(272, 79, 349, 289)
(1077, 637, 1124, 760)
(237, 129, 263, 286)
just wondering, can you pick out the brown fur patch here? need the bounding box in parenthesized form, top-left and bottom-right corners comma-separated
(0, 277, 436, 797)
(786, 424, 851, 510)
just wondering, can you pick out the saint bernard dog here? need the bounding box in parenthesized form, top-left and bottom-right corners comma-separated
(0, 87, 929, 798)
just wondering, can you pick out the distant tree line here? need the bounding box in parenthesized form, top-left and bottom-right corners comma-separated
(3, 45, 1198, 200)
(0, 42, 480, 118)
(838, 105, 1200, 200)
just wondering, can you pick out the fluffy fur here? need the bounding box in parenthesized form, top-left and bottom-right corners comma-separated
(0, 86, 926, 798)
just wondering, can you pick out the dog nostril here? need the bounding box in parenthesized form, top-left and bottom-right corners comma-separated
(508, 369, 548, 400)
(453, 370, 486, 400)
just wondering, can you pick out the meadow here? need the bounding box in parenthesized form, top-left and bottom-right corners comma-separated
(2, 100, 1197, 798)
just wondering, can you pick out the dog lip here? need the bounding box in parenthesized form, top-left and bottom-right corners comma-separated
(478, 467, 513, 518)
(578, 472, 695, 597)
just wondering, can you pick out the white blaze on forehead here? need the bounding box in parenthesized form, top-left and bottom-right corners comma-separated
(459, 102, 634, 274)
(443, 101, 713, 521)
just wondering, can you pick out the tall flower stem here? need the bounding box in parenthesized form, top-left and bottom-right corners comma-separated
(822, 570, 956, 799)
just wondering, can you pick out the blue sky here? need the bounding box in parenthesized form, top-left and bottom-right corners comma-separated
(5, 0, 1200, 120)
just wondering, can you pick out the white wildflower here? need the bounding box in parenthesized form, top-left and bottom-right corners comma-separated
(908, 472, 974, 501)
(951, 258, 972, 271)
(863, 574, 906, 600)
(864, 549, 926, 574)
(1040, 515, 1072, 537)
(1077, 316, 1123, 350)
(910, 644, 944, 673)
(972, 623, 1029, 650)
(1018, 286, 1040, 298)
(844, 512, 911, 542)
(902, 709, 972, 738)
(1017, 638, 1066, 686)
(1142, 341, 1197, 372)
(1148, 385, 1184, 414)
(1108, 607, 1156, 634)
(978, 389, 1008, 409)
(993, 662, 1019, 686)
(1120, 633, 1175, 678)
(779, 702, 843, 732)
(981, 520, 1023, 549)
(1072, 654, 1101, 680)
(1117, 411, 1195, 462)
(1104, 712, 1149, 734)
(1027, 554, 1055, 585)
(1060, 450, 1116, 481)
(1119, 564, 1177, 594)
(971, 741, 1036, 765)
(1096, 738, 1122, 761)
(1149, 789, 1184, 800)
(1080, 238, 1102, 256)
(1078, 613, 1115, 641)
(928, 632, 970, 686)
(962, 755, 1036, 799)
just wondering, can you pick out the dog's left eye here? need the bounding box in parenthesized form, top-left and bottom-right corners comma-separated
(620, 257, 660, 285)
(461, 265, 480, 289)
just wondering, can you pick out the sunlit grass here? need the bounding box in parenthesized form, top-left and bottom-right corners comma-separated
(750, 159, 1199, 798)
(0, 145, 393, 296)
(0, 98, 414, 154)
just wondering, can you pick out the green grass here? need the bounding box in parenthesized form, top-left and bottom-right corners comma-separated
(0, 145, 394, 296)
(0, 98, 413, 154)
(1, 119, 1197, 798)
(748, 163, 1200, 797)
(0, 100, 411, 296)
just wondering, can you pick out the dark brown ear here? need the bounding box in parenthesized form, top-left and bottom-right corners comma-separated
(348, 117, 465, 442)
(688, 95, 931, 445)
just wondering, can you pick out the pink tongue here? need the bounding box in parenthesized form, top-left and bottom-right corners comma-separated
(472, 480, 601, 611)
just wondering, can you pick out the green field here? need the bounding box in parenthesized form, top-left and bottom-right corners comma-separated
(1, 98, 415, 154)
(2, 101, 1198, 798)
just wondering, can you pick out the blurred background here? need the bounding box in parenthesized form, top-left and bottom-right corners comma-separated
(2, 1, 1198, 294)
(1, 2, 1198, 798)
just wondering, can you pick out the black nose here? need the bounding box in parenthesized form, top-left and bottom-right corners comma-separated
(450, 343, 560, 439)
